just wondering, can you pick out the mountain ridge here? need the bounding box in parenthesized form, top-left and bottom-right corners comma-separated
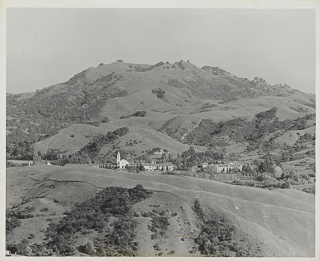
(6, 60, 315, 163)
(9, 60, 303, 97)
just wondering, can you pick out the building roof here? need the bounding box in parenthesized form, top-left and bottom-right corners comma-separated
(214, 164, 232, 167)
(143, 163, 175, 167)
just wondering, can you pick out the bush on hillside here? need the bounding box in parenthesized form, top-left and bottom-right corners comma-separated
(152, 88, 166, 99)
(120, 111, 146, 119)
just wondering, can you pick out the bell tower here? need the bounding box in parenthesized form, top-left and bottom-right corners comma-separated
(117, 152, 121, 168)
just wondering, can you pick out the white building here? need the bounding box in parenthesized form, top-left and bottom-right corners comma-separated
(143, 163, 175, 171)
(212, 162, 243, 173)
(117, 152, 129, 169)
(153, 149, 165, 155)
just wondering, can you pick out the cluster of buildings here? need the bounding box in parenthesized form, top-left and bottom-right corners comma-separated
(116, 152, 175, 171)
(29, 151, 243, 174)
(31, 155, 51, 166)
(200, 161, 243, 173)
(117, 152, 243, 173)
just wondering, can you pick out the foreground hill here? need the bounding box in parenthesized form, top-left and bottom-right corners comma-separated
(6, 165, 315, 257)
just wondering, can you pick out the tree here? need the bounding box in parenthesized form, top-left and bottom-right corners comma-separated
(259, 162, 267, 173)
(161, 153, 167, 163)
(175, 158, 182, 169)
(188, 146, 196, 156)
(139, 164, 145, 171)
(222, 147, 228, 156)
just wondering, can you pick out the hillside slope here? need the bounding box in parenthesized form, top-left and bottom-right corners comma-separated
(6, 60, 315, 161)
(33, 122, 191, 158)
(6, 165, 315, 257)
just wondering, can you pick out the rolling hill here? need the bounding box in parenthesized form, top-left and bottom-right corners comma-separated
(6, 60, 315, 162)
(6, 165, 315, 257)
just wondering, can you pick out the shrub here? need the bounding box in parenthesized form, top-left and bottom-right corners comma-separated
(255, 175, 265, 182)
(153, 243, 161, 251)
(121, 111, 146, 119)
(152, 88, 166, 99)
(132, 111, 146, 117)
(101, 117, 109, 123)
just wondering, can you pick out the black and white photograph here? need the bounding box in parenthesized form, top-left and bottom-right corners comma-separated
(3, 1, 318, 258)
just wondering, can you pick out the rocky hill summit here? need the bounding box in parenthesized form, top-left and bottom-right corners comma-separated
(201, 66, 232, 76)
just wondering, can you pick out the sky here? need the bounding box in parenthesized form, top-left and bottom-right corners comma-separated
(6, 8, 316, 94)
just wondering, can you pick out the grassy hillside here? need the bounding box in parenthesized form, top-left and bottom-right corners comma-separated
(6, 60, 315, 161)
(6, 165, 315, 257)
(33, 122, 191, 159)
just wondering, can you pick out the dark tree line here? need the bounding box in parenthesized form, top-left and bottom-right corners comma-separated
(171, 147, 224, 169)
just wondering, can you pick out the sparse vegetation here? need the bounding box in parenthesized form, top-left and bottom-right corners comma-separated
(6, 211, 22, 235)
(6, 84, 129, 160)
(302, 187, 315, 195)
(50, 127, 130, 164)
(120, 111, 146, 119)
(184, 108, 315, 151)
(192, 200, 262, 257)
(43, 185, 152, 256)
(152, 88, 166, 99)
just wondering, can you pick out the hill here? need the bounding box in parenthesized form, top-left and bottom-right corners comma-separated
(6, 165, 315, 257)
(6, 60, 316, 257)
(6, 60, 315, 164)
(33, 122, 191, 159)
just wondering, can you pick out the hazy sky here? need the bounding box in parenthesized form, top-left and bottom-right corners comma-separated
(7, 8, 315, 94)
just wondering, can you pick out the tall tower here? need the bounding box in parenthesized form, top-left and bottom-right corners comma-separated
(117, 152, 121, 168)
